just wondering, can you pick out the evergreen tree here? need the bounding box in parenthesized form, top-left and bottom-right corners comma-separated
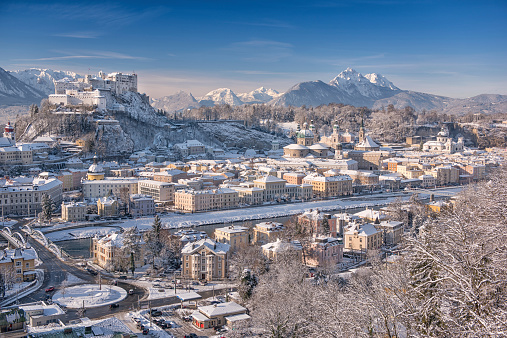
(41, 194, 55, 223)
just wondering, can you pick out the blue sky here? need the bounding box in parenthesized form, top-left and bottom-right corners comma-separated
(1, 0, 506, 99)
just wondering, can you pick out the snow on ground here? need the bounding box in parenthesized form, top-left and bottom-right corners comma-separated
(52, 284, 127, 308)
(4, 281, 32, 298)
(0, 220, 18, 227)
(115, 187, 462, 230)
(45, 226, 121, 242)
(65, 272, 86, 285)
(128, 278, 235, 300)
(39, 220, 117, 233)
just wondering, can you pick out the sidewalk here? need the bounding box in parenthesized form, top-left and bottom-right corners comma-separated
(0, 269, 44, 307)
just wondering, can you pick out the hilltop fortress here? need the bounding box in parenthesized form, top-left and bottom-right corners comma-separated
(48, 71, 137, 110)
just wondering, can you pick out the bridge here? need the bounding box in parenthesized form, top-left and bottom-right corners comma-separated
(0, 226, 27, 248)
(21, 222, 70, 260)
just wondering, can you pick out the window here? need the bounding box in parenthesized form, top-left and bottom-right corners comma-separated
(16, 261, 21, 266)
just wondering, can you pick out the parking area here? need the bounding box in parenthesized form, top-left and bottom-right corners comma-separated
(129, 306, 222, 338)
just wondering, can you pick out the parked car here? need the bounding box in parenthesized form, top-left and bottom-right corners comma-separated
(131, 317, 141, 324)
(45, 287, 55, 292)
(183, 334, 198, 338)
(118, 275, 127, 280)
(128, 289, 134, 295)
(182, 316, 193, 322)
(142, 328, 149, 335)
(109, 303, 119, 309)
(151, 310, 162, 317)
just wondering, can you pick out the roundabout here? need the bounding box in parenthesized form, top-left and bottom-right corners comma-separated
(52, 284, 127, 309)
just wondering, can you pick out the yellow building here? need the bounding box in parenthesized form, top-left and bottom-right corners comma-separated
(253, 222, 284, 245)
(97, 197, 119, 217)
(93, 231, 145, 271)
(87, 156, 105, 180)
(214, 225, 249, 252)
(303, 174, 352, 198)
(0, 247, 37, 283)
(253, 176, 287, 201)
(181, 238, 229, 281)
(344, 223, 382, 252)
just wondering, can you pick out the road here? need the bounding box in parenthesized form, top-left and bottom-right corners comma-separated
(13, 222, 234, 323)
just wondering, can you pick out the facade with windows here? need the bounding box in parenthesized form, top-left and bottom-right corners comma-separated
(181, 238, 229, 281)
(0, 247, 37, 282)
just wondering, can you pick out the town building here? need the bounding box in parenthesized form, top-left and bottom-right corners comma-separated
(97, 196, 119, 217)
(375, 220, 404, 246)
(253, 175, 287, 201)
(174, 140, 206, 157)
(344, 223, 382, 252)
(82, 178, 139, 199)
(191, 301, 250, 329)
(305, 236, 343, 267)
(303, 173, 353, 198)
(93, 231, 144, 271)
(175, 188, 239, 212)
(19, 302, 65, 327)
(129, 194, 155, 217)
(0, 177, 62, 217)
(61, 201, 87, 222)
(138, 180, 175, 203)
(261, 238, 303, 261)
(214, 225, 249, 252)
(253, 222, 285, 245)
(0, 247, 37, 283)
(423, 126, 464, 154)
(283, 122, 333, 159)
(181, 238, 229, 281)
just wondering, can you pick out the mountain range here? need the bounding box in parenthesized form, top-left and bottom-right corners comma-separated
(1, 66, 507, 116)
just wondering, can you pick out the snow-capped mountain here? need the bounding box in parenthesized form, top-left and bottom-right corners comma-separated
(9, 68, 82, 96)
(0, 67, 46, 106)
(199, 88, 244, 106)
(364, 72, 398, 91)
(151, 91, 201, 113)
(237, 87, 281, 104)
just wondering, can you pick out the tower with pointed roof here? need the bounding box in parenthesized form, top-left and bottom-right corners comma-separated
(3, 122, 15, 142)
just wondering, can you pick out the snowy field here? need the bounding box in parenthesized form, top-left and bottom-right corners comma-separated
(52, 284, 127, 308)
(115, 187, 462, 230)
(45, 226, 121, 242)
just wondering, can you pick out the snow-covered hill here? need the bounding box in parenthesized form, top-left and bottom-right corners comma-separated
(237, 87, 281, 104)
(151, 91, 201, 113)
(198, 88, 244, 106)
(0, 67, 46, 106)
(9, 68, 82, 96)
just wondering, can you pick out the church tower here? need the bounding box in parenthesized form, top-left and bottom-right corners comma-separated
(358, 116, 365, 143)
(3, 122, 15, 143)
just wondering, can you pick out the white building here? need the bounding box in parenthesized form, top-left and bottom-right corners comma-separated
(0, 177, 62, 216)
(82, 178, 139, 199)
(423, 126, 464, 154)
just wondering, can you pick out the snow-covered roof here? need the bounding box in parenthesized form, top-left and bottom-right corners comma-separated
(284, 144, 309, 150)
(262, 238, 302, 252)
(199, 301, 246, 318)
(344, 223, 379, 236)
(181, 238, 230, 255)
(215, 225, 249, 234)
(254, 175, 286, 183)
(356, 135, 379, 149)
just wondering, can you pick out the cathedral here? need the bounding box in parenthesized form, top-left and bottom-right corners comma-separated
(283, 121, 334, 159)
(423, 126, 464, 154)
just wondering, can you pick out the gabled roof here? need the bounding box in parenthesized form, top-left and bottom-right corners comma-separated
(181, 238, 230, 255)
